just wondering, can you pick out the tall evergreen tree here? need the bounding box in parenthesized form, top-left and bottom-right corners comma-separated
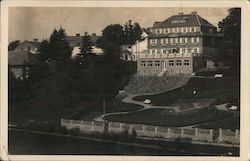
(217, 8, 240, 69)
(79, 32, 93, 57)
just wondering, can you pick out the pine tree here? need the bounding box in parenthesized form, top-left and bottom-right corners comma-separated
(79, 32, 93, 57)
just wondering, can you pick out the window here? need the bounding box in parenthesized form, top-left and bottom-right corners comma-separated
(147, 61, 153, 66)
(182, 48, 186, 53)
(151, 49, 156, 54)
(191, 27, 196, 32)
(172, 38, 178, 44)
(157, 49, 161, 54)
(176, 60, 182, 66)
(189, 27, 193, 32)
(180, 37, 183, 43)
(162, 49, 167, 54)
(187, 48, 192, 52)
(192, 37, 199, 43)
(176, 28, 179, 32)
(193, 48, 197, 53)
(155, 61, 160, 66)
(166, 38, 169, 44)
(182, 37, 188, 43)
(169, 60, 174, 66)
(196, 37, 200, 43)
(173, 48, 178, 53)
(183, 27, 187, 33)
(150, 39, 157, 45)
(191, 37, 194, 43)
(170, 38, 173, 44)
(164, 28, 168, 33)
(161, 38, 166, 44)
(141, 61, 146, 66)
(184, 60, 190, 66)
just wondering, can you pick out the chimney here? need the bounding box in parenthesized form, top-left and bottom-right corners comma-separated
(33, 38, 38, 42)
(191, 11, 197, 14)
(76, 33, 80, 36)
(178, 12, 183, 15)
(92, 33, 96, 37)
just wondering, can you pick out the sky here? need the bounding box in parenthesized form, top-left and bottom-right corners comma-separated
(9, 7, 230, 42)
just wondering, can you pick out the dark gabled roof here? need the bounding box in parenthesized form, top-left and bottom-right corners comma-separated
(152, 13, 216, 28)
(8, 51, 40, 66)
(27, 41, 41, 48)
(65, 34, 101, 47)
(152, 21, 161, 27)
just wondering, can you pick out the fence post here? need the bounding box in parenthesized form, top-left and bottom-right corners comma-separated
(142, 125, 145, 132)
(120, 123, 123, 132)
(91, 122, 94, 131)
(235, 129, 239, 138)
(181, 129, 184, 138)
(219, 128, 223, 141)
(209, 129, 213, 142)
(155, 127, 158, 134)
(108, 122, 111, 132)
(129, 124, 133, 133)
(235, 129, 239, 143)
(195, 128, 198, 139)
(167, 128, 171, 138)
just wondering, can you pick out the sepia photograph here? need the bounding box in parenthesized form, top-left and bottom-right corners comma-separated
(1, 0, 250, 161)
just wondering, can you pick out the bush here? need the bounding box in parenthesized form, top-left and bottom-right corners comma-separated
(56, 126, 68, 134)
(68, 127, 81, 136)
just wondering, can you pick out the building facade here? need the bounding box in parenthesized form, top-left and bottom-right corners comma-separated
(137, 12, 219, 76)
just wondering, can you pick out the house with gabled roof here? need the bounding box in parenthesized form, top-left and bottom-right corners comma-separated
(14, 39, 41, 54)
(8, 50, 40, 80)
(137, 11, 220, 76)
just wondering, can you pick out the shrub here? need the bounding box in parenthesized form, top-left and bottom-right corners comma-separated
(56, 126, 68, 134)
(69, 127, 81, 136)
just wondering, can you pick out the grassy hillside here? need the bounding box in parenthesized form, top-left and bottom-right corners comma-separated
(9, 58, 138, 125)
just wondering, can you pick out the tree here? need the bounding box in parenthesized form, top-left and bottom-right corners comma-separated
(50, 27, 72, 61)
(39, 27, 72, 71)
(97, 24, 126, 60)
(217, 8, 240, 69)
(124, 20, 142, 45)
(38, 40, 51, 61)
(8, 40, 20, 51)
(79, 32, 93, 57)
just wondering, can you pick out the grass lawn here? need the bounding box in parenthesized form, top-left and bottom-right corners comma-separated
(133, 76, 239, 106)
(106, 106, 234, 127)
(72, 95, 143, 120)
(197, 112, 240, 130)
